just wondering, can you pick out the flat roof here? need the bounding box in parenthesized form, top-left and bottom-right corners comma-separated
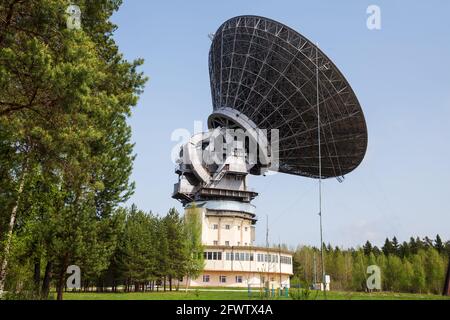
(204, 245, 293, 256)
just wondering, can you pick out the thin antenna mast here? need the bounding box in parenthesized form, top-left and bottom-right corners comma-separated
(279, 236, 282, 288)
(313, 252, 317, 284)
(316, 43, 326, 297)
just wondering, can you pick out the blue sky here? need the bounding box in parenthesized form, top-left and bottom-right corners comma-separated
(110, 0, 450, 248)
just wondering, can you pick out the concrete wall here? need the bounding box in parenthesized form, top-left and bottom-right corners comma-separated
(202, 212, 254, 246)
(181, 271, 291, 289)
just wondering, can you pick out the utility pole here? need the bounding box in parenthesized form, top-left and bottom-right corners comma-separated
(316, 43, 326, 298)
(313, 252, 317, 284)
(279, 240, 282, 289)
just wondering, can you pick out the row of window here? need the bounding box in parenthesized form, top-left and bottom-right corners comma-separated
(212, 241, 248, 246)
(226, 252, 254, 261)
(202, 275, 277, 283)
(212, 224, 249, 231)
(202, 275, 243, 283)
(203, 251, 222, 260)
(280, 256, 292, 265)
(256, 254, 278, 263)
(203, 251, 292, 264)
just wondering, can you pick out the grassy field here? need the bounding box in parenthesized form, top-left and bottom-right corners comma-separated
(59, 289, 450, 300)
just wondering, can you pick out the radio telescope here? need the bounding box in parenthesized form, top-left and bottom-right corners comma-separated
(172, 16, 367, 289)
(208, 15, 367, 179)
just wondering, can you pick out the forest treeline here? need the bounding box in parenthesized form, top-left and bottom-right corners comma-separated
(1, 203, 204, 300)
(292, 235, 450, 294)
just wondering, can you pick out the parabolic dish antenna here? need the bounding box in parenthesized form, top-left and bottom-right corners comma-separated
(208, 16, 368, 179)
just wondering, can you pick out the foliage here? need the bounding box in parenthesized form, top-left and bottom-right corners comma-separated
(0, 0, 146, 299)
(293, 235, 450, 295)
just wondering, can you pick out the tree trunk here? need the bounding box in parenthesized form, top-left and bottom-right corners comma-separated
(444, 257, 450, 296)
(33, 258, 41, 296)
(169, 276, 172, 291)
(41, 261, 53, 300)
(0, 164, 27, 293)
(163, 276, 166, 292)
(56, 271, 65, 300)
(185, 276, 189, 292)
(56, 255, 69, 300)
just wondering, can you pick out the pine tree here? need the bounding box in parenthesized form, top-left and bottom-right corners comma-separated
(399, 241, 410, 258)
(363, 241, 373, 256)
(415, 237, 425, 251)
(409, 237, 418, 255)
(434, 234, 444, 254)
(424, 236, 434, 249)
(372, 246, 382, 256)
(391, 237, 400, 256)
(164, 208, 188, 291)
(183, 205, 204, 291)
(382, 238, 394, 256)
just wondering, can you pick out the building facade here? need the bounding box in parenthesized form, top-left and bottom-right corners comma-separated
(180, 203, 293, 289)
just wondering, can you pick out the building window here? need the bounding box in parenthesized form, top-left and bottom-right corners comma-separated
(235, 252, 239, 261)
(281, 256, 292, 265)
(226, 252, 230, 260)
(213, 252, 218, 260)
(203, 275, 210, 283)
(213, 241, 218, 245)
(245, 227, 248, 231)
(219, 276, 227, 283)
(237, 241, 240, 246)
(240, 253, 245, 261)
(225, 241, 230, 246)
(237, 226, 241, 230)
(235, 276, 243, 283)
(207, 252, 212, 260)
(213, 224, 218, 230)
(225, 225, 230, 230)
(217, 252, 222, 260)
(250, 253, 254, 261)
(244, 243, 247, 246)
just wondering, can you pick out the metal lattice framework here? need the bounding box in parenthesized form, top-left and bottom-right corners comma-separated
(208, 16, 368, 179)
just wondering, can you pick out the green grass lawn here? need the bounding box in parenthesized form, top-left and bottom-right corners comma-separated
(60, 289, 450, 301)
